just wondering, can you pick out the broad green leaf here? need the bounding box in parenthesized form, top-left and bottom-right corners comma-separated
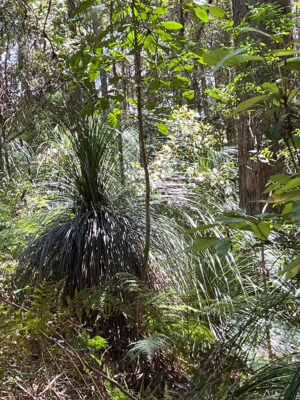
(153, 6, 168, 17)
(215, 238, 231, 255)
(204, 89, 223, 100)
(213, 46, 250, 72)
(290, 135, 300, 149)
(89, 71, 98, 82)
(175, 74, 190, 83)
(145, 100, 156, 110)
(53, 37, 65, 44)
(282, 202, 293, 216)
(209, 6, 226, 18)
(234, 95, 269, 113)
(182, 90, 195, 100)
(155, 122, 168, 135)
(107, 108, 120, 127)
(161, 21, 183, 30)
(269, 174, 296, 184)
(153, 29, 172, 43)
(286, 57, 300, 73)
(262, 82, 279, 93)
(144, 35, 156, 53)
(194, 8, 209, 22)
(269, 189, 300, 203)
(250, 222, 271, 241)
(169, 58, 180, 68)
(274, 177, 300, 195)
(189, 237, 218, 252)
(202, 48, 228, 66)
(279, 255, 300, 280)
(239, 55, 265, 62)
(226, 220, 252, 230)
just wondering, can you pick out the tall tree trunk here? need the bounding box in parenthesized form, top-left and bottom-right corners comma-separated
(233, 0, 291, 215)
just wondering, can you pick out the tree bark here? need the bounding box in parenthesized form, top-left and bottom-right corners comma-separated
(233, 0, 291, 215)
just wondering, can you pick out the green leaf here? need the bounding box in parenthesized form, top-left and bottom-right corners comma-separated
(262, 82, 279, 93)
(72, 0, 94, 17)
(209, 6, 226, 18)
(182, 90, 195, 100)
(53, 37, 65, 44)
(239, 55, 265, 62)
(250, 222, 271, 241)
(239, 27, 272, 39)
(290, 135, 300, 149)
(87, 336, 107, 349)
(213, 46, 250, 72)
(149, 79, 160, 90)
(173, 64, 194, 71)
(175, 74, 191, 84)
(202, 48, 228, 66)
(160, 21, 183, 30)
(89, 69, 99, 82)
(194, 7, 209, 22)
(186, 223, 218, 233)
(220, 215, 252, 231)
(215, 238, 231, 255)
(270, 174, 295, 184)
(234, 95, 270, 113)
(279, 255, 300, 280)
(272, 49, 300, 57)
(153, 29, 172, 43)
(153, 6, 168, 17)
(155, 122, 168, 135)
(188, 237, 218, 252)
(286, 57, 300, 73)
(107, 108, 120, 127)
(291, 197, 300, 225)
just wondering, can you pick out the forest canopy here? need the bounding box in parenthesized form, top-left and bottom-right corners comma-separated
(0, 0, 300, 399)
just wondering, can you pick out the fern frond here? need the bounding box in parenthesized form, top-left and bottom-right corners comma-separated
(127, 333, 171, 362)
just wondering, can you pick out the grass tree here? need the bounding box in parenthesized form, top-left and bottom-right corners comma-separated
(18, 117, 145, 297)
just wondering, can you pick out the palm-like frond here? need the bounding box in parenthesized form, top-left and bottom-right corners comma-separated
(186, 288, 300, 400)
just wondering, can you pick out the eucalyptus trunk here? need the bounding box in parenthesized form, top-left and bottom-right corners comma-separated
(232, 0, 291, 215)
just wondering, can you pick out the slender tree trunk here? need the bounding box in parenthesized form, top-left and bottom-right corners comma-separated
(132, 0, 151, 278)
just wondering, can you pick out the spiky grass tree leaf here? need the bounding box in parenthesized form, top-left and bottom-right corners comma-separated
(20, 209, 144, 296)
(18, 117, 145, 296)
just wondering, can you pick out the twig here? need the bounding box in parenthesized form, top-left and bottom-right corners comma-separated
(39, 374, 62, 396)
(8, 381, 35, 399)
(43, 332, 137, 400)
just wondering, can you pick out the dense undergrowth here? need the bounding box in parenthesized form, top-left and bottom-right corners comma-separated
(0, 108, 299, 399)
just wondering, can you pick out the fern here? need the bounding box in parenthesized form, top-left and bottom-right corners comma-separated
(127, 334, 171, 362)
